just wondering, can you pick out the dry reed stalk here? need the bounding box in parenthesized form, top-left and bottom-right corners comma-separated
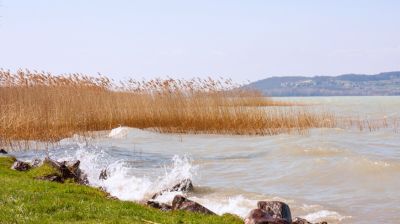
(1, 69, 334, 147)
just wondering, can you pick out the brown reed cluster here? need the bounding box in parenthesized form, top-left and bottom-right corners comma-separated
(0, 69, 335, 147)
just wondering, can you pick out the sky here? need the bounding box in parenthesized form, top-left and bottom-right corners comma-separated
(0, 0, 400, 82)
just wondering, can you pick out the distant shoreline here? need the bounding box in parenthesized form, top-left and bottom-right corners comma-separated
(247, 71, 400, 96)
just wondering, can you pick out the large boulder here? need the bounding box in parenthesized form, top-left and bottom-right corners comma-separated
(11, 161, 31, 171)
(245, 208, 290, 224)
(170, 178, 193, 192)
(66, 160, 81, 175)
(65, 160, 88, 184)
(151, 179, 193, 199)
(172, 195, 215, 215)
(257, 201, 292, 223)
(147, 201, 172, 211)
(40, 157, 88, 184)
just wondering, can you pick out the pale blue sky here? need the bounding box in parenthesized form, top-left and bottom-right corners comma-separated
(0, 0, 399, 81)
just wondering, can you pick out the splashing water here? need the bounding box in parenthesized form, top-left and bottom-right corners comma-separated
(10, 96, 400, 223)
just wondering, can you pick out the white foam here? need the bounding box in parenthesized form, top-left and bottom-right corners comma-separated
(156, 155, 196, 191)
(192, 195, 256, 218)
(151, 155, 197, 203)
(68, 148, 197, 202)
(102, 165, 153, 201)
(54, 146, 347, 223)
(108, 126, 130, 139)
(302, 210, 349, 222)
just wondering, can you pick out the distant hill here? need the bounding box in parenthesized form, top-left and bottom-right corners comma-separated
(247, 71, 400, 96)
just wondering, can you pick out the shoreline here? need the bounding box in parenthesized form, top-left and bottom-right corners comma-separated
(0, 150, 327, 224)
(0, 154, 242, 224)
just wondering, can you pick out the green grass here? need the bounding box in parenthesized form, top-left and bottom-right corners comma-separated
(0, 156, 243, 224)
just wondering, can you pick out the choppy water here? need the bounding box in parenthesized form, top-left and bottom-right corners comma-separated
(10, 96, 400, 224)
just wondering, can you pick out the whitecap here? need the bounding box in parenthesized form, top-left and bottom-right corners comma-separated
(302, 210, 350, 222)
(108, 126, 130, 139)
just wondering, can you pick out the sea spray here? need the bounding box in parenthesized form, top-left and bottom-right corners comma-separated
(61, 145, 198, 202)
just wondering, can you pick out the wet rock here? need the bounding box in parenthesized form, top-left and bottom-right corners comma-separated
(58, 161, 76, 179)
(151, 178, 193, 199)
(99, 169, 108, 180)
(245, 208, 289, 224)
(43, 157, 62, 169)
(257, 201, 292, 223)
(11, 160, 32, 171)
(171, 178, 193, 191)
(66, 160, 80, 174)
(291, 218, 328, 224)
(292, 217, 311, 224)
(66, 160, 88, 184)
(0, 149, 7, 154)
(78, 173, 89, 185)
(147, 201, 172, 211)
(42, 157, 88, 184)
(171, 195, 215, 215)
(30, 158, 42, 168)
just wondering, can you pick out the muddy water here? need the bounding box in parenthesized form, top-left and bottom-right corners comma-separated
(11, 96, 400, 223)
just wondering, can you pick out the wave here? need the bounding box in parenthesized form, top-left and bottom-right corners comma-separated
(108, 126, 130, 139)
(342, 157, 400, 174)
(302, 210, 349, 223)
(13, 144, 348, 223)
(60, 147, 196, 202)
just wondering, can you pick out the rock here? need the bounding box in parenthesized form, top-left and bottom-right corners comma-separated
(30, 158, 42, 168)
(42, 157, 88, 184)
(171, 195, 215, 215)
(78, 173, 89, 185)
(147, 201, 172, 211)
(36, 174, 64, 183)
(171, 178, 194, 192)
(66, 160, 80, 174)
(99, 169, 108, 180)
(257, 201, 292, 223)
(43, 157, 62, 169)
(65, 160, 88, 184)
(291, 217, 328, 224)
(58, 161, 77, 179)
(245, 208, 289, 224)
(151, 178, 193, 199)
(0, 149, 7, 154)
(11, 160, 31, 171)
(292, 217, 311, 224)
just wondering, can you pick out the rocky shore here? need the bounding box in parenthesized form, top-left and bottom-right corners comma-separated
(2, 149, 327, 224)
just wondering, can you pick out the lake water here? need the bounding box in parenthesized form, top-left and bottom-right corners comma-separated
(11, 96, 400, 223)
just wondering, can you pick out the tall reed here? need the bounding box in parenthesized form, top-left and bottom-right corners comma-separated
(0, 69, 334, 146)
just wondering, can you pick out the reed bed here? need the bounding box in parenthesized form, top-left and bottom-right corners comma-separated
(339, 116, 400, 132)
(0, 69, 335, 146)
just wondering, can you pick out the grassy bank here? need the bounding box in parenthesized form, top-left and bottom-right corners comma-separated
(0, 156, 242, 224)
(0, 69, 334, 146)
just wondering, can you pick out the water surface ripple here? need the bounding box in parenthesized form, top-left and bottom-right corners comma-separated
(11, 96, 400, 224)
